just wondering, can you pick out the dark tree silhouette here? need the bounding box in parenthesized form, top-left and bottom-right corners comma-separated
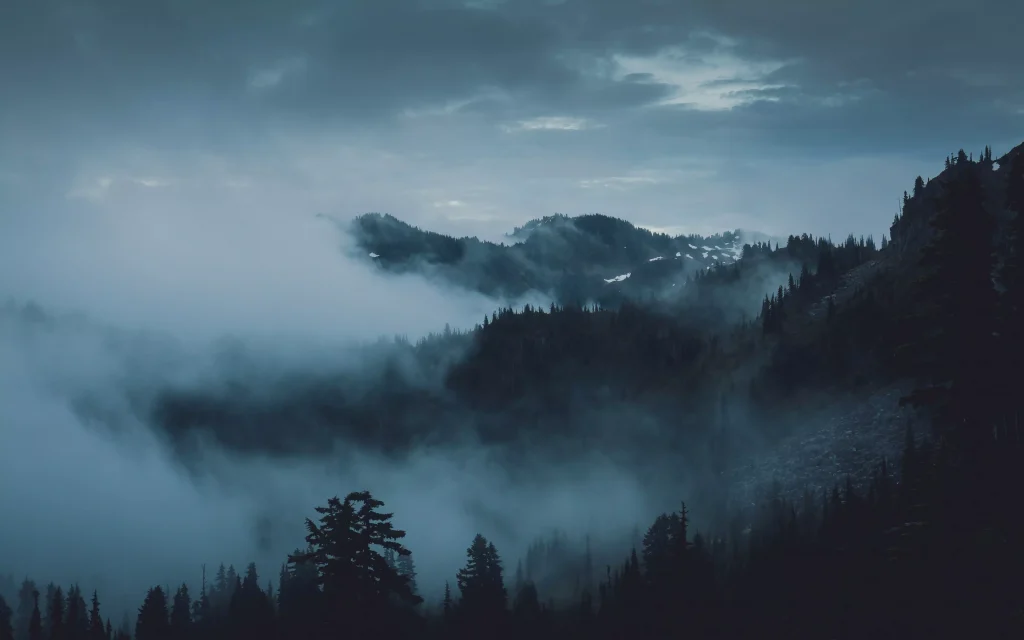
(46, 587, 63, 640)
(87, 592, 103, 640)
(135, 587, 170, 640)
(288, 491, 420, 637)
(0, 594, 13, 640)
(27, 591, 41, 640)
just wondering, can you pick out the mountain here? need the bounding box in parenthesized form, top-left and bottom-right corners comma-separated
(6, 141, 1024, 638)
(146, 142, 1024, 482)
(347, 211, 785, 306)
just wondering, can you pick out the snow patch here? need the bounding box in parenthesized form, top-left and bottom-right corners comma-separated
(649, 256, 664, 262)
(685, 253, 693, 259)
(604, 272, 631, 283)
(688, 244, 698, 249)
(675, 252, 681, 257)
(702, 251, 709, 258)
(369, 252, 380, 258)
(993, 161, 1001, 171)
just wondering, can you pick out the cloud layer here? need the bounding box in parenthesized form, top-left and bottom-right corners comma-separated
(3, 0, 1020, 239)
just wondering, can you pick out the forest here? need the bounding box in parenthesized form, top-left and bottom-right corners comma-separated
(2, 143, 1023, 639)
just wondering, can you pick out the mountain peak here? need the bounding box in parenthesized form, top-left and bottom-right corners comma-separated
(348, 211, 776, 305)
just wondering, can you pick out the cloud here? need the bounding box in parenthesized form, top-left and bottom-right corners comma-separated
(611, 46, 790, 111)
(502, 116, 603, 132)
(2, 0, 1020, 245)
(1, 167, 512, 345)
(4, 0, 1020, 136)
(247, 56, 308, 91)
(578, 175, 660, 190)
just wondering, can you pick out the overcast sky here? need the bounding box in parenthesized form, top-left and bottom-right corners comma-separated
(2, 0, 1022, 242)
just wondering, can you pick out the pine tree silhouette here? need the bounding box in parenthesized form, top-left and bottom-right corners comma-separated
(134, 587, 169, 640)
(169, 585, 190, 639)
(289, 491, 420, 636)
(87, 592, 103, 640)
(15, 579, 37, 640)
(27, 591, 41, 640)
(46, 587, 63, 640)
(456, 534, 507, 622)
(0, 595, 13, 640)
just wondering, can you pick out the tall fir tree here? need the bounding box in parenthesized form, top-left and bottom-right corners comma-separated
(15, 580, 37, 640)
(46, 587, 63, 640)
(456, 534, 507, 619)
(134, 587, 170, 640)
(0, 594, 14, 640)
(64, 586, 86, 640)
(289, 492, 420, 636)
(169, 585, 191, 639)
(87, 592, 104, 640)
(27, 592, 41, 640)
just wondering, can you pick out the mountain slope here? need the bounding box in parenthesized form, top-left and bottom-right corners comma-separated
(347, 212, 776, 305)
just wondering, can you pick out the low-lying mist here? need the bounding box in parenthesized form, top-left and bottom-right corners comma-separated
(0, 305, 681, 615)
(0, 195, 702, 619)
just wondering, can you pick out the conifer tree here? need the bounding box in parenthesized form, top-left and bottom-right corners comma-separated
(289, 491, 420, 635)
(190, 567, 209, 628)
(27, 592, 41, 640)
(213, 565, 227, 600)
(16, 579, 37, 640)
(442, 581, 453, 620)
(169, 585, 191, 639)
(64, 586, 86, 640)
(0, 594, 13, 640)
(512, 581, 541, 623)
(40, 586, 54, 640)
(87, 592, 104, 640)
(456, 534, 507, 617)
(396, 552, 418, 598)
(223, 566, 237, 603)
(135, 587, 170, 640)
(46, 587, 63, 640)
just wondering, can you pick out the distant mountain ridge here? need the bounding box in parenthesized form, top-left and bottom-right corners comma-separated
(347, 212, 784, 304)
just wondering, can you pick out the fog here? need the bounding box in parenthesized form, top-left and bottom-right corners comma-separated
(0, 189, 673, 617)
